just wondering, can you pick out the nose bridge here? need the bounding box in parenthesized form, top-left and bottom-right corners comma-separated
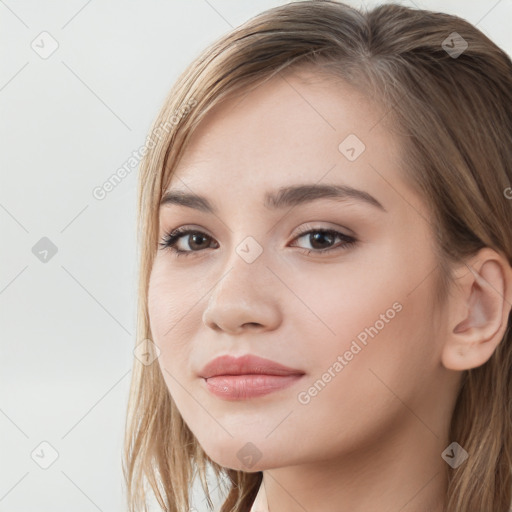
(202, 236, 281, 332)
(210, 236, 268, 307)
(219, 233, 269, 292)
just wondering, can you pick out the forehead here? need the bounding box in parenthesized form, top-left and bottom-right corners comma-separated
(164, 69, 424, 218)
(176, 70, 386, 169)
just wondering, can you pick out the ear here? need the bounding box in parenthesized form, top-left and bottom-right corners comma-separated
(442, 248, 512, 371)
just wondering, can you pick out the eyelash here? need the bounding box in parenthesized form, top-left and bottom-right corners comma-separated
(158, 225, 357, 258)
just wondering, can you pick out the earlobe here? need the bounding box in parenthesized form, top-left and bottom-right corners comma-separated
(441, 248, 512, 371)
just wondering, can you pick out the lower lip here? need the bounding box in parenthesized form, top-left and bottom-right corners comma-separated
(203, 374, 304, 400)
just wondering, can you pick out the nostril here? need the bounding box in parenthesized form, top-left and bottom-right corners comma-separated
(243, 322, 262, 328)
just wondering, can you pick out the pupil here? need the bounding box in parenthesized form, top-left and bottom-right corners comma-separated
(190, 233, 207, 249)
(311, 232, 333, 249)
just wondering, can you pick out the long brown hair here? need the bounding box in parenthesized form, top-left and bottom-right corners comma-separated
(122, 1, 512, 510)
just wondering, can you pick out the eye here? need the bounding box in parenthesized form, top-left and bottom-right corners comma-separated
(290, 225, 357, 255)
(159, 226, 218, 257)
(158, 224, 357, 258)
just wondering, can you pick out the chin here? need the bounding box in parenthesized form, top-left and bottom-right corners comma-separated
(201, 438, 295, 473)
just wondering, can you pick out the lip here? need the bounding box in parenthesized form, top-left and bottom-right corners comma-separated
(199, 354, 304, 379)
(204, 374, 303, 400)
(199, 354, 305, 401)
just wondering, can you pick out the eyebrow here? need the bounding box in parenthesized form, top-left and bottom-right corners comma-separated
(159, 183, 387, 213)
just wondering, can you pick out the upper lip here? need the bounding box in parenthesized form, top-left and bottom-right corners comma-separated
(199, 354, 305, 378)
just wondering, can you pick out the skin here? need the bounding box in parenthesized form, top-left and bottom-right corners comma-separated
(147, 67, 512, 512)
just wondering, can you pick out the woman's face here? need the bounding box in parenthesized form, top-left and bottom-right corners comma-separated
(148, 68, 454, 471)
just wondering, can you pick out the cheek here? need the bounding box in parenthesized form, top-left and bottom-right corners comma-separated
(289, 283, 434, 456)
(147, 264, 171, 341)
(291, 257, 435, 396)
(147, 260, 195, 372)
(288, 260, 403, 354)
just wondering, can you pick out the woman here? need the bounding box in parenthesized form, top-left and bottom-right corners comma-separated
(123, 1, 512, 511)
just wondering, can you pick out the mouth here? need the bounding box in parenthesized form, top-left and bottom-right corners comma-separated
(199, 354, 305, 401)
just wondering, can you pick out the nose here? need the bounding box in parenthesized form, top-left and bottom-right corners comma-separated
(201, 249, 282, 334)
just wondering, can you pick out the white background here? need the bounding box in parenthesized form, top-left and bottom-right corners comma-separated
(1, 1, 510, 511)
